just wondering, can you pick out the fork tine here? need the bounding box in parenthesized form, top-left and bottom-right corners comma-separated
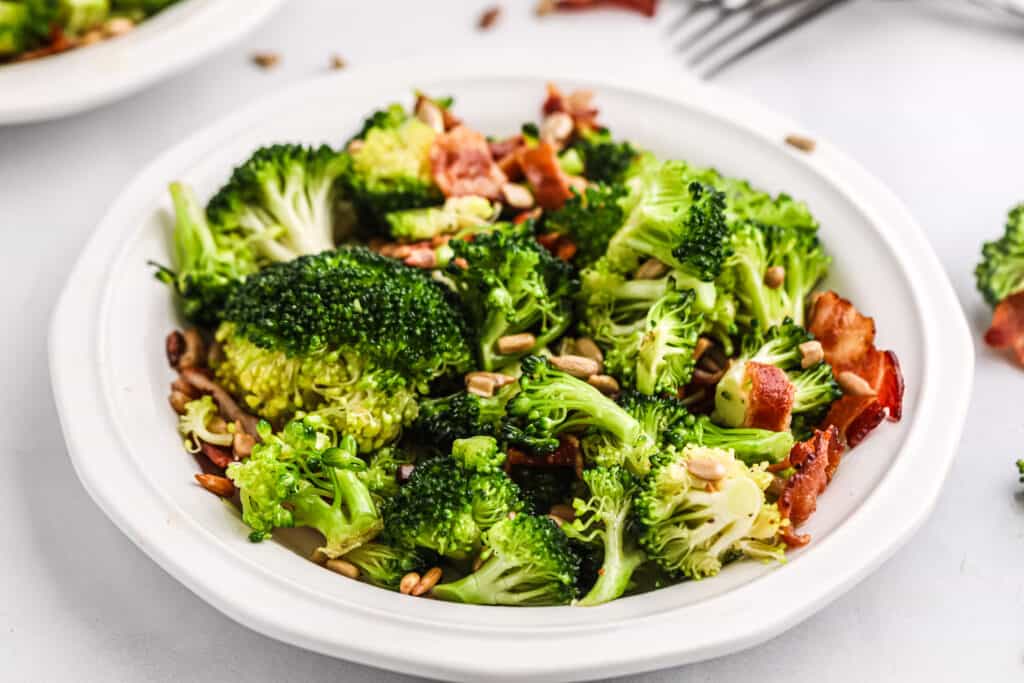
(696, 0, 853, 79)
(663, 0, 717, 37)
(685, 0, 805, 66)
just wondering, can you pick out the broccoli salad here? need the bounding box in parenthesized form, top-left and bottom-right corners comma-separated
(0, 0, 183, 62)
(154, 85, 904, 606)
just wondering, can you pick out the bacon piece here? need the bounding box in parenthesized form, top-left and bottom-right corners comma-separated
(544, 1, 658, 19)
(429, 126, 507, 200)
(505, 435, 583, 477)
(984, 290, 1024, 366)
(777, 426, 843, 547)
(517, 141, 573, 210)
(743, 362, 795, 432)
(808, 291, 904, 446)
(199, 440, 234, 469)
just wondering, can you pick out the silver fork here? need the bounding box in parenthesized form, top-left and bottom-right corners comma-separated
(669, 0, 853, 79)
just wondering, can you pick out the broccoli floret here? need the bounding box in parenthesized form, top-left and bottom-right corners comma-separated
(0, 0, 58, 57)
(410, 385, 516, 450)
(635, 289, 703, 395)
(384, 196, 497, 242)
(214, 247, 472, 451)
(451, 435, 506, 473)
(382, 442, 525, 560)
(205, 144, 348, 263)
(431, 514, 579, 606)
(226, 418, 382, 558)
(341, 105, 442, 226)
(723, 221, 829, 330)
(635, 445, 786, 579)
(606, 157, 731, 282)
(976, 204, 1024, 307)
(503, 356, 653, 464)
(694, 169, 819, 234)
(544, 184, 626, 268)
(713, 321, 840, 430)
(58, 0, 108, 35)
(560, 467, 646, 606)
(557, 147, 585, 176)
(342, 542, 430, 590)
(446, 224, 576, 370)
(359, 447, 413, 500)
(666, 413, 794, 466)
(151, 182, 257, 326)
(573, 128, 638, 185)
(582, 391, 687, 474)
(177, 395, 232, 451)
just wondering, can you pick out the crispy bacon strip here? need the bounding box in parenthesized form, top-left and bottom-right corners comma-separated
(542, 83, 601, 132)
(808, 291, 904, 446)
(984, 290, 1024, 366)
(743, 362, 795, 432)
(517, 141, 574, 210)
(777, 426, 843, 547)
(429, 126, 507, 200)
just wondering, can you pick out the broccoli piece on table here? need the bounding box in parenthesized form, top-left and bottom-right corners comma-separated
(226, 418, 382, 558)
(384, 196, 497, 242)
(410, 384, 516, 451)
(205, 144, 348, 263)
(713, 321, 840, 430)
(431, 513, 579, 606)
(151, 182, 257, 327)
(561, 466, 646, 606)
(342, 542, 431, 590)
(340, 104, 442, 226)
(214, 246, 472, 451)
(446, 223, 576, 370)
(635, 445, 785, 579)
(976, 204, 1024, 307)
(382, 439, 525, 560)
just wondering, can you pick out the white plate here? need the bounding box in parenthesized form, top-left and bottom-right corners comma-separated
(48, 62, 973, 682)
(0, 0, 284, 125)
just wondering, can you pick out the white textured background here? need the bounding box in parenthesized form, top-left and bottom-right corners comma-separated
(1, 1, 1023, 680)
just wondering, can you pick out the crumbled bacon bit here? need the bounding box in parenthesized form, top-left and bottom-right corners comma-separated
(430, 126, 507, 200)
(478, 5, 502, 29)
(199, 440, 234, 469)
(539, 0, 658, 18)
(777, 426, 843, 546)
(983, 290, 1024, 366)
(808, 291, 904, 447)
(505, 435, 582, 476)
(743, 362, 795, 432)
(517, 141, 573, 210)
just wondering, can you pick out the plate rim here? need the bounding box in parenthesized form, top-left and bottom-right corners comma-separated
(48, 61, 975, 681)
(0, 0, 285, 125)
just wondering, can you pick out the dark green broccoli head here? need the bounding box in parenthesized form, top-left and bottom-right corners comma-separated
(430, 513, 579, 606)
(206, 144, 348, 263)
(509, 466, 575, 513)
(976, 204, 1024, 307)
(221, 245, 471, 380)
(446, 223, 576, 370)
(152, 182, 257, 326)
(382, 450, 525, 560)
(573, 128, 638, 185)
(410, 386, 516, 450)
(544, 184, 626, 268)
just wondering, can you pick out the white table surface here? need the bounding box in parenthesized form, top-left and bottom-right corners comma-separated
(2, 1, 1022, 681)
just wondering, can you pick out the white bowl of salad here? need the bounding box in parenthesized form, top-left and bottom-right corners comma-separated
(49, 62, 973, 681)
(0, 0, 283, 124)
